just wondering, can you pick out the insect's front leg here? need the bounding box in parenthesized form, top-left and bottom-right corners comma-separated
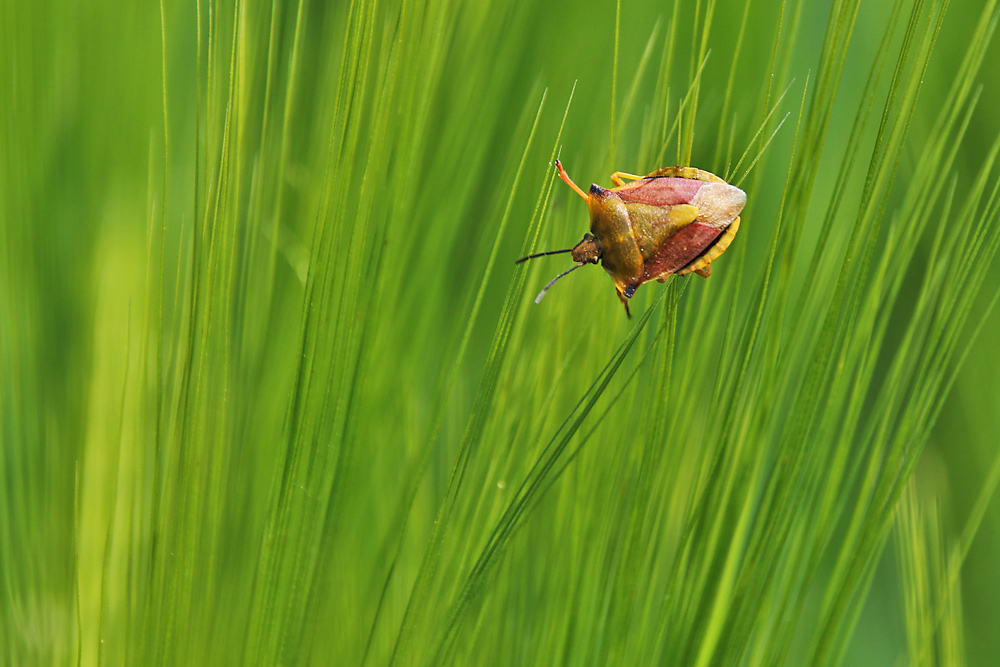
(615, 289, 632, 319)
(610, 171, 643, 187)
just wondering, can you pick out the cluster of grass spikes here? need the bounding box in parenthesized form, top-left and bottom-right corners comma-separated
(2, 0, 1000, 665)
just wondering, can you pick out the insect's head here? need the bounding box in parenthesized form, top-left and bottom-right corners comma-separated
(511, 161, 611, 305)
(514, 241, 592, 304)
(516, 232, 600, 304)
(570, 233, 600, 264)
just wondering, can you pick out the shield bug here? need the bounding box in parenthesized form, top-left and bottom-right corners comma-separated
(516, 160, 746, 317)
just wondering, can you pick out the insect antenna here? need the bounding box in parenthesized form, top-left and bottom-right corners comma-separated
(515, 248, 575, 264)
(534, 263, 586, 304)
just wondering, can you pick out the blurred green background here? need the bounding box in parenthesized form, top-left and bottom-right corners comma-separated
(3, 0, 1000, 664)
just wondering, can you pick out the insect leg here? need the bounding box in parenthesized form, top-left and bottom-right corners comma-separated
(616, 289, 632, 319)
(610, 171, 644, 187)
(555, 160, 589, 201)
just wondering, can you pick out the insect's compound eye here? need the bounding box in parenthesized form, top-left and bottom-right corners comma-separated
(623, 285, 636, 298)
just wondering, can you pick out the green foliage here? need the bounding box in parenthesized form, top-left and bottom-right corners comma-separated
(2, 0, 1000, 664)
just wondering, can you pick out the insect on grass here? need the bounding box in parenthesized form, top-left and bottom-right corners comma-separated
(517, 162, 746, 318)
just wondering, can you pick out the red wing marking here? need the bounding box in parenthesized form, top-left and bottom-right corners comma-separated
(640, 222, 722, 282)
(614, 178, 705, 206)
